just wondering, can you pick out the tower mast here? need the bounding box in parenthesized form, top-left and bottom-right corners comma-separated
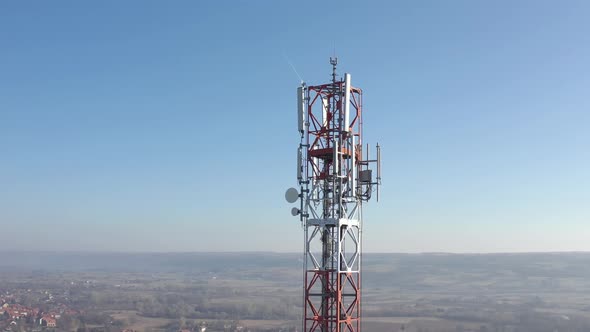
(288, 59, 381, 332)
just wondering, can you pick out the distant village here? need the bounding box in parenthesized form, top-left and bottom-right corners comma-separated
(0, 284, 246, 332)
(1, 291, 79, 331)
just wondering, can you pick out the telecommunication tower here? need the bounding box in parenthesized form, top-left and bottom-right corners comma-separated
(286, 58, 381, 332)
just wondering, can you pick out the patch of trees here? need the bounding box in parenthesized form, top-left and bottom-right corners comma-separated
(135, 293, 300, 320)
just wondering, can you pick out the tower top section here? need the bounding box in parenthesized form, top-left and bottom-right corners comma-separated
(330, 57, 338, 83)
(286, 59, 382, 332)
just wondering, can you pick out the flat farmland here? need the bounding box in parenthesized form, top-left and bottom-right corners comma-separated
(2, 252, 590, 331)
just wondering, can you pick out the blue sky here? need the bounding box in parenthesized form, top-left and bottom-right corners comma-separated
(1, 1, 588, 252)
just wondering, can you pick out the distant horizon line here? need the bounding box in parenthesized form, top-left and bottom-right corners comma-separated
(0, 250, 589, 255)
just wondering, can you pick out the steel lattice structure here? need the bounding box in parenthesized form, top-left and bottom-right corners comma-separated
(288, 59, 380, 332)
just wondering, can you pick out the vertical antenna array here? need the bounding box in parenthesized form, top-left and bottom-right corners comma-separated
(286, 59, 382, 332)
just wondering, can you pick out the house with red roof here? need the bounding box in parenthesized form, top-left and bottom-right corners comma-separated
(40, 316, 57, 328)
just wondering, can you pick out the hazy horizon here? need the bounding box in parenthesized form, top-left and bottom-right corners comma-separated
(1, 249, 590, 255)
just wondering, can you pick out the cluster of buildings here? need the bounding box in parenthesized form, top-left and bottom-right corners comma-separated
(0, 293, 80, 331)
(0, 303, 59, 329)
(2, 304, 39, 321)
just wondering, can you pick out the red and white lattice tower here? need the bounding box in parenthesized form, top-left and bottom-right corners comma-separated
(286, 58, 381, 332)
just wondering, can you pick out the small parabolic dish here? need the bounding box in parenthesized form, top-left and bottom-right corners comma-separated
(285, 187, 299, 203)
(291, 207, 300, 216)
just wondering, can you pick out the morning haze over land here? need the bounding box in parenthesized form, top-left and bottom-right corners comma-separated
(1, 1, 589, 332)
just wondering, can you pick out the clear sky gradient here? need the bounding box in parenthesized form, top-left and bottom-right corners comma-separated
(1, 1, 589, 252)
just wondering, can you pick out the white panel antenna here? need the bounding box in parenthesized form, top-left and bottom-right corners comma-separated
(322, 97, 329, 127)
(297, 147, 303, 181)
(344, 73, 351, 132)
(297, 85, 306, 132)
